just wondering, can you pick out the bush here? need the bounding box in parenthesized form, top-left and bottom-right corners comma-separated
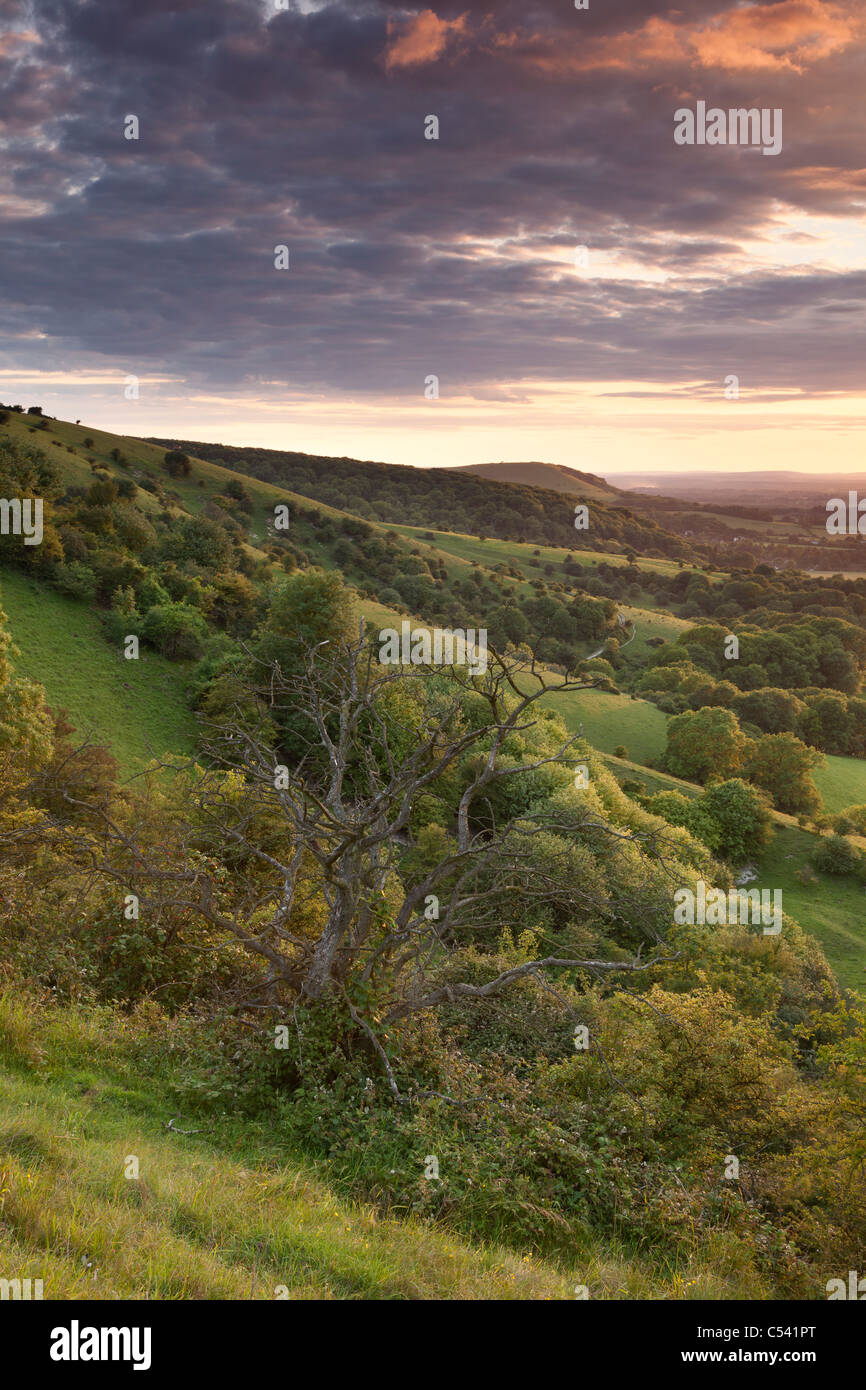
(54, 562, 98, 602)
(164, 450, 191, 478)
(812, 834, 861, 877)
(140, 601, 210, 660)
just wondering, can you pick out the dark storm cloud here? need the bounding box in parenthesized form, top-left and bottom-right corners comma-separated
(0, 0, 862, 399)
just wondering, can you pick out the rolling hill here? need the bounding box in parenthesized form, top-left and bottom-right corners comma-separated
(2, 405, 866, 997)
(455, 461, 623, 501)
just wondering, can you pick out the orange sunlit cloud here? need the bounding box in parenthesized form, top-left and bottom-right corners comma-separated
(384, 10, 469, 70)
(492, 0, 859, 77)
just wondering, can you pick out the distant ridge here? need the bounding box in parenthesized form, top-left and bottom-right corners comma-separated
(455, 461, 623, 501)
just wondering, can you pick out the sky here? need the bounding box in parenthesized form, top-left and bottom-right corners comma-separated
(0, 0, 864, 475)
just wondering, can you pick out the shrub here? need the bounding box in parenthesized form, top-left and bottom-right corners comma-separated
(812, 834, 861, 877)
(54, 562, 98, 602)
(140, 601, 210, 660)
(163, 449, 191, 477)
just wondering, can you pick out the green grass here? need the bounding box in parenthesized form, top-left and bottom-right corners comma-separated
(0, 569, 197, 774)
(0, 1003, 580, 1300)
(616, 607, 691, 665)
(388, 525, 694, 580)
(537, 684, 669, 766)
(0, 989, 755, 1301)
(814, 754, 866, 815)
(599, 753, 702, 799)
(750, 825, 866, 994)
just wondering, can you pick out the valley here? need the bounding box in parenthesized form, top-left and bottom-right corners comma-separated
(1, 406, 865, 1304)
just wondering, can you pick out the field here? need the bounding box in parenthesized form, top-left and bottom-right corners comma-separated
(0, 570, 197, 773)
(813, 754, 866, 815)
(389, 525, 704, 580)
(750, 825, 866, 994)
(538, 684, 669, 766)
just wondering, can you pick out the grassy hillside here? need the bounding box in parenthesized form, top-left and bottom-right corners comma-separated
(814, 754, 866, 815)
(455, 461, 622, 501)
(749, 825, 866, 994)
(147, 434, 697, 559)
(539, 684, 669, 766)
(0, 569, 197, 773)
(0, 988, 768, 1300)
(389, 526, 696, 580)
(0, 993, 580, 1300)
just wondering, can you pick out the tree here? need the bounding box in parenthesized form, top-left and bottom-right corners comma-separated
(164, 449, 191, 477)
(82, 631, 677, 1093)
(812, 834, 861, 877)
(0, 603, 53, 852)
(140, 601, 210, 660)
(698, 778, 773, 862)
(664, 707, 749, 783)
(745, 733, 823, 815)
(731, 687, 804, 736)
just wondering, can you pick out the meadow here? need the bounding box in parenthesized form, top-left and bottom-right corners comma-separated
(0, 569, 197, 773)
(813, 754, 866, 815)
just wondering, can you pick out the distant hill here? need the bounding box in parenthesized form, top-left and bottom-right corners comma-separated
(147, 436, 694, 558)
(455, 461, 622, 502)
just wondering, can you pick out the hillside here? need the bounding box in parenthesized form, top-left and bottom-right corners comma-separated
(455, 461, 622, 502)
(0, 991, 586, 1300)
(2, 406, 866, 1307)
(147, 434, 695, 559)
(0, 568, 198, 773)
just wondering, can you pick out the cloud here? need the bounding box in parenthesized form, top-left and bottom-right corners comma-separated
(384, 8, 468, 70)
(0, 0, 861, 428)
(492, 0, 861, 76)
(692, 0, 857, 73)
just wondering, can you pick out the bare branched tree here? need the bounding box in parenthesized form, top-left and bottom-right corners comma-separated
(53, 626, 681, 1073)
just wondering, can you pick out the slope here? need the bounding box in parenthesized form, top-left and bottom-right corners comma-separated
(0, 991, 579, 1300)
(455, 460, 622, 501)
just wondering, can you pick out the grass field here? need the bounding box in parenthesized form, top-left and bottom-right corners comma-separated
(535, 683, 669, 765)
(616, 607, 691, 665)
(389, 525, 702, 581)
(0, 993, 582, 1301)
(750, 825, 866, 994)
(814, 754, 866, 815)
(0, 569, 197, 773)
